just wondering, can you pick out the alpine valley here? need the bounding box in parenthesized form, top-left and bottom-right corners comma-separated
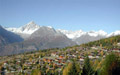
(0, 21, 120, 56)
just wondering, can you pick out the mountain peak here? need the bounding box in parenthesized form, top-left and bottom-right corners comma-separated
(24, 21, 39, 28)
(27, 21, 36, 25)
(20, 21, 40, 29)
(5, 21, 40, 35)
(18, 21, 40, 34)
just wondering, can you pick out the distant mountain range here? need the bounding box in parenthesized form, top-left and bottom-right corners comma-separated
(0, 21, 119, 56)
(5, 21, 120, 44)
(58, 29, 120, 44)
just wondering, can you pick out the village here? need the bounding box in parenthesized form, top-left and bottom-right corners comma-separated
(0, 42, 120, 75)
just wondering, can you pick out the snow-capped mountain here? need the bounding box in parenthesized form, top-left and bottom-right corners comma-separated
(58, 29, 109, 44)
(6, 21, 40, 34)
(5, 21, 120, 44)
(58, 29, 120, 44)
(57, 29, 108, 39)
(57, 29, 86, 39)
(5, 21, 57, 39)
(58, 29, 120, 40)
(107, 30, 120, 37)
(5, 21, 42, 39)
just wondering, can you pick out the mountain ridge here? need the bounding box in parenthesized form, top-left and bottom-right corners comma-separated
(0, 21, 120, 56)
(0, 26, 76, 56)
(5, 21, 120, 45)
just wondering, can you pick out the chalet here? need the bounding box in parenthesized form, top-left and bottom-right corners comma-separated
(58, 59, 62, 63)
(49, 67, 54, 70)
(117, 43, 120, 46)
(59, 56, 64, 59)
(55, 58, 59, 62)
(51, 53, 56, 57)
(95, 56, 99, 59)
(43, 58, 48, 62)
(3, 62, 7, 66)
(103, 55, 106, 58)
(67, 54, 72, 58)
(47, 59, 53, 63)
(51, 52, 59, 57)
(39, 60, 44, 64)
(79, 58, 84, 61)
(91, 46, 98, 50)
(72, 54, 77, 58)
(103, 49, 108, 52)
(53, 63, 62, 68)
(88, 55, 95, 59)
(32, 66, 37, 70)
(76, 51, 79, 53)
(113, 48, 120, 52)
(62, 61, 66, 65)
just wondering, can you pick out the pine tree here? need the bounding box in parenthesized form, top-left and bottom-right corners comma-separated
(81, 55, 94, 75)
(68, 61, 78, 75)
(63, 61, 79, 75)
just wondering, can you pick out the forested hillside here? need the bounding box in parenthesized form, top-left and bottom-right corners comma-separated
(81, 35, 120, 49)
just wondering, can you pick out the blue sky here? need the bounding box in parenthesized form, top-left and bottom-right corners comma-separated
(0, 0, 120, 33)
